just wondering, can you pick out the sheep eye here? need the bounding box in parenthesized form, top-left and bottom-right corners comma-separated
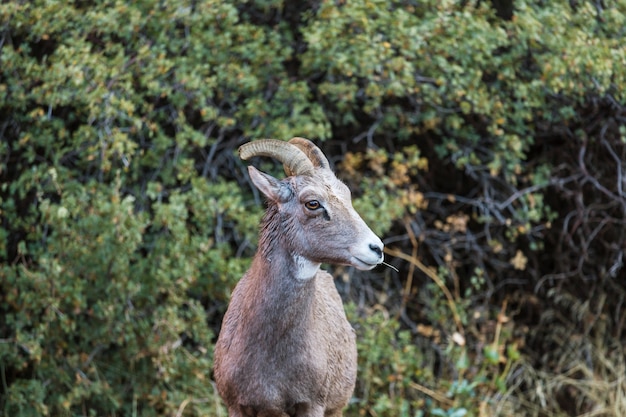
(304, 200, 321, 210)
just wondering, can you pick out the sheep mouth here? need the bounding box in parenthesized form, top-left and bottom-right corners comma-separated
(351, 256, 382, 271)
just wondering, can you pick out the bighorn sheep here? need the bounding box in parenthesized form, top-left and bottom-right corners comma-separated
(214, 138, 384, 417)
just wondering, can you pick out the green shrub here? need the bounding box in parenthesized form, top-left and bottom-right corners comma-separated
(2, 0, 626, 416)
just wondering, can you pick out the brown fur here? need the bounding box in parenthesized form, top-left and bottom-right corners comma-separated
(214, 140, 383, 417)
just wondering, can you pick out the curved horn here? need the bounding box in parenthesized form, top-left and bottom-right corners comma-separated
(288, 137, 330, 171)
(239, 139, 315, 176)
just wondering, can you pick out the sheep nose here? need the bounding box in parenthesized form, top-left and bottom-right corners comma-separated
(369, 243, 383, 257)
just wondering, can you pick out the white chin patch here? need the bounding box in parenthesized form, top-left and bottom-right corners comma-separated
(293, 255, 320, 281)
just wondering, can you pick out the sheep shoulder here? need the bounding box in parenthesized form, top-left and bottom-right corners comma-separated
(214, 268, 356, 415)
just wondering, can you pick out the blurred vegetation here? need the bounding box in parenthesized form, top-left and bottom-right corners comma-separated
(1, 0, 625, 416)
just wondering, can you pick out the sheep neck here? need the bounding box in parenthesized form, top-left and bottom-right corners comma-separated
(248, 205, 319, 333)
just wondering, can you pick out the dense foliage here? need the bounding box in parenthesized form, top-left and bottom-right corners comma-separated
(1, 0, 625, 416)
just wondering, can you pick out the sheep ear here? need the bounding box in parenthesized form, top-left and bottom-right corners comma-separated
(248, 166, 292, 203)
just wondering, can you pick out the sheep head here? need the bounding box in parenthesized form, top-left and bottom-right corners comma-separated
(239, 137, 384, 271)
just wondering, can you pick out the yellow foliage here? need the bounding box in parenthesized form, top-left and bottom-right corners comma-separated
(510, 250, 528, 270)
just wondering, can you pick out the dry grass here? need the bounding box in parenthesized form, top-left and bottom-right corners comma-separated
(488, 341, 626, 417)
